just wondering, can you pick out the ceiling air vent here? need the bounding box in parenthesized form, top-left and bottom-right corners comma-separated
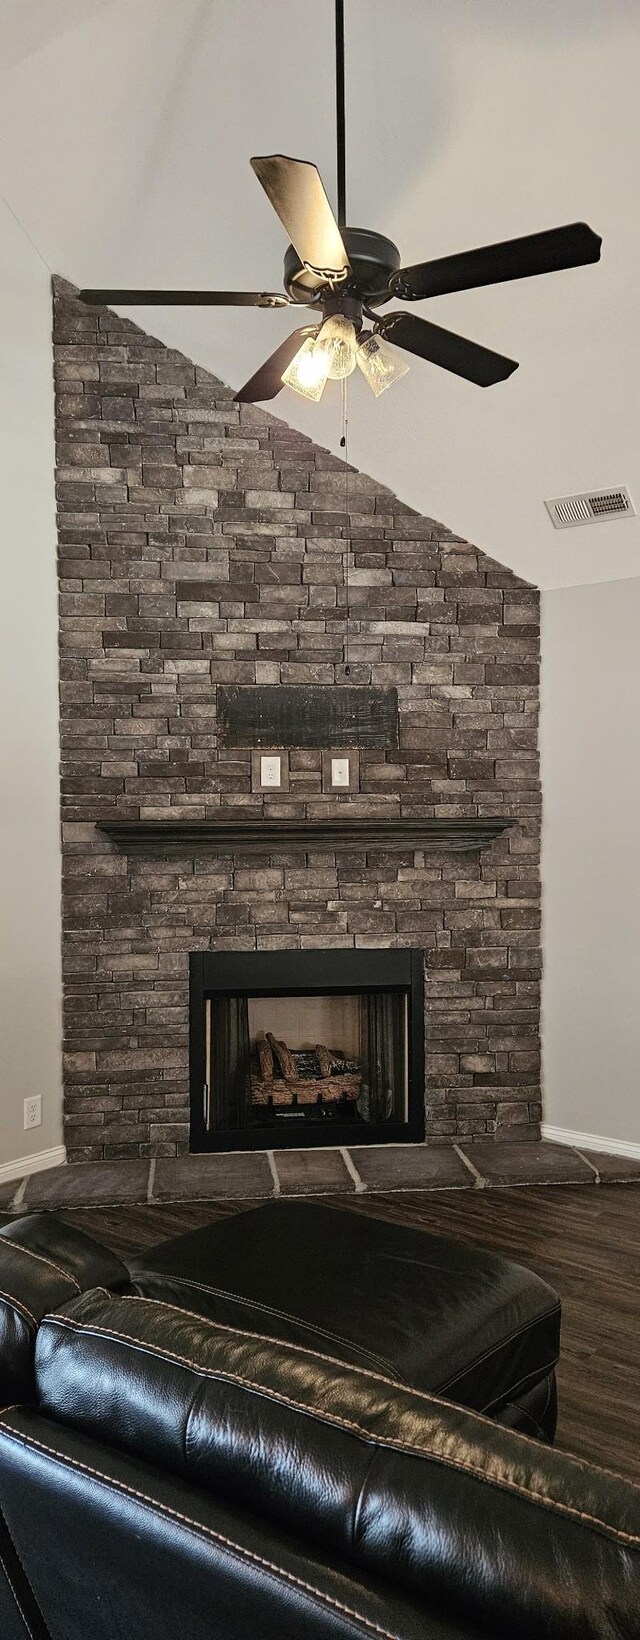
(545, 486, 635, 529)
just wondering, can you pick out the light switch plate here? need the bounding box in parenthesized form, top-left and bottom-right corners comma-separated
(260, 754, 281, 788)
(331, 757, 350, 787)
(321, 749, 360, 793)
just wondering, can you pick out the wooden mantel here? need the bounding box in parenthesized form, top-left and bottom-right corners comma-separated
(97, 817, 514, 854)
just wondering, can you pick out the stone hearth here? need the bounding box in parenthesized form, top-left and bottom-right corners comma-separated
(3, 1142, 640, 1216)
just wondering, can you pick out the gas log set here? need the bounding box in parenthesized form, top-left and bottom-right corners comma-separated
(252, 1033, 361, 1113)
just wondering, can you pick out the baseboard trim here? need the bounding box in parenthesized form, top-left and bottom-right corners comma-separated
(542, 1124, 640, 1161)
(0, 1145, 66, 1187)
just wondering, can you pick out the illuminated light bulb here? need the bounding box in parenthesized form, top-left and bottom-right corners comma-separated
(282, 335, 329, 400)
(356, 332, 410, 397)
(314, 313, 358, 380)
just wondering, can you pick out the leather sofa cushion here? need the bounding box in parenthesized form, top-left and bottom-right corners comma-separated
(0, 1215, 128, 1405)
(0, 1407, 470, 1640)
(34, 1289, 640, 1640)
(128, 1201, 561, 1415)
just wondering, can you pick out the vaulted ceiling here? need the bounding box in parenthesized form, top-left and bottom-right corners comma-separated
(1, 0, 638, 588)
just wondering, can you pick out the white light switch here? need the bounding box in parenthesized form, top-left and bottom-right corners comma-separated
(260, 754, 281, 788)
(331, 757, 350, 788)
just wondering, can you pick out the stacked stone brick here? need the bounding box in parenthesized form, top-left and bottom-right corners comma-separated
(53, 277, 541, 1161)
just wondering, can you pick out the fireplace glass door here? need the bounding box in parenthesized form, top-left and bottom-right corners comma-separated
(190, 950, 424, 1152)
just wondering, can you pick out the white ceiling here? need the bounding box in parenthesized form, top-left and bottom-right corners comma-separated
(1, 0, 639, 589)
(0, 0, 116, 70)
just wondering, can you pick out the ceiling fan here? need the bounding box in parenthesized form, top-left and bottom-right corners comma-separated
(78, 1, 602, 405)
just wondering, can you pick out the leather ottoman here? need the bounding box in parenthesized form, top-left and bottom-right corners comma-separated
(129, 1199, 561, 1440)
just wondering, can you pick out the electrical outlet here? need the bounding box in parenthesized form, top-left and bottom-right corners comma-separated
(260, 754, 281, 788)
(24, 1095, 42, 1131)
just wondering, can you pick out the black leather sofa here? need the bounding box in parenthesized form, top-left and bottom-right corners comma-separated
(0, 1201, 637, 1639)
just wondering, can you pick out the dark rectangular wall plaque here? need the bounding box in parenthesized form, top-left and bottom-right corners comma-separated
(217, 686, 399, 748)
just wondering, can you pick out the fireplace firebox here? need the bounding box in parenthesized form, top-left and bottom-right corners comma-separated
(189, 949, 425, 1152)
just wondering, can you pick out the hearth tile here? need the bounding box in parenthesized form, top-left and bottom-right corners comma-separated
(348, 1145, 472, 1191)
(22, 1160, 149, 1207)
(274, 1148, 354, 1195)
(153, 1152, 274, 1202)
(462, 1140, 594, 1186)
(575, 1148, 640, 1183)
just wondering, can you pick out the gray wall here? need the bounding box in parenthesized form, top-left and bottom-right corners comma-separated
(0, 209, 63, 1173)
(541, 576, 640, 1148)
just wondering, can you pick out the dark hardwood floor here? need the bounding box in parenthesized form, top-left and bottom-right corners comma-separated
(62, 1183, 640, 1483)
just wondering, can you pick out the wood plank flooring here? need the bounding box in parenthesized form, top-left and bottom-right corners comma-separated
(62, 1182, 640, 1483)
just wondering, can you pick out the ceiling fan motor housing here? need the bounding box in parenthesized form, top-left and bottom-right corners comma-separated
(284, 226, 401, 305)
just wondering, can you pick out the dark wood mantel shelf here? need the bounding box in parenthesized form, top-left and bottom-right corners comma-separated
(97, 817, 514, 854)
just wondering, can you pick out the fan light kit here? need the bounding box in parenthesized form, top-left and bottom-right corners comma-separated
(78, 1, 602, 410)
(282, 316, 411, 401)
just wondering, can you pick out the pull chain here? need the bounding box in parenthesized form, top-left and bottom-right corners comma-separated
(340, 377, 350, 675)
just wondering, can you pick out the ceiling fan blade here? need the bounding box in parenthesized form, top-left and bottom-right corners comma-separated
(378, 312, 518, 387)
(250, 156, 351, 282)
(390, 222, 602, 301)
(234, 328, 312, 403)
(78, 289, 291, 307)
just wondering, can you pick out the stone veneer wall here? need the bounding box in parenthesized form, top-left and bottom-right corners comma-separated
(54, 277, 541, 1161)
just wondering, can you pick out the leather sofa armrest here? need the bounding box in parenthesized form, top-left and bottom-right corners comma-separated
(33, 1289, 640, 1640)
(0, 1215, 128, 1405)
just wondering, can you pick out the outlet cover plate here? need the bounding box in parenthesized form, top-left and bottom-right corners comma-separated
(260, 755, 281, 788)
(251, 749, 290, 793)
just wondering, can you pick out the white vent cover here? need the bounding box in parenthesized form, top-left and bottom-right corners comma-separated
(545, 486, 636, 529)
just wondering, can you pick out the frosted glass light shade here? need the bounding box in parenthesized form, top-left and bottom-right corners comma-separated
(356, 333, 410, 396)
(314, 314, 357, 380)
(282, 335, 329, 400)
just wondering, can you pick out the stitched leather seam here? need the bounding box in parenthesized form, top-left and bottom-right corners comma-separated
(41, 1318, 640, 1532)
(43, 1306, 636, 1483)
(53, 1302, 551, 1451)
(136, 1273, 402, 1381)
(99, 1294, 413, 1397)
(0, 1243, 81, 1296)
(0, 1290, 37, 1329)
(437, 1303, 561, 1394)
(0, 1423, 400, 1640)
(0, 1545, 38, 1640)
(166, 1276, 402, 1381)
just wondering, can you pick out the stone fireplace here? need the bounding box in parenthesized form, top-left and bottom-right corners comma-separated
(189, 948, 425, 1152)
(54, 277, 542, 1163)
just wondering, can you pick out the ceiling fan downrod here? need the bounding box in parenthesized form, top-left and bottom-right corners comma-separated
(335, 0, 347, 227)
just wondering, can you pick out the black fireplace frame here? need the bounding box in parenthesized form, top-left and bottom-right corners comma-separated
(189, 948, 425, 1153)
